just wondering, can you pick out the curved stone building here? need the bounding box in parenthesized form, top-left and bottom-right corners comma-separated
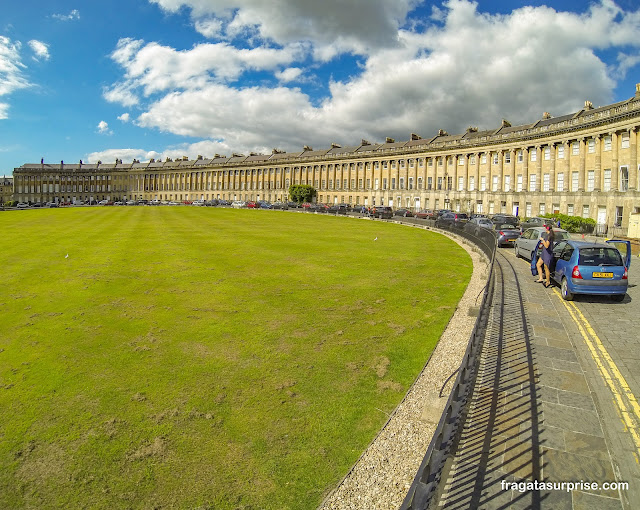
(13, 84, 640, 234)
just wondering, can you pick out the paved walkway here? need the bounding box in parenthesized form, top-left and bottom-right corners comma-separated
(436, 247, 640, 509)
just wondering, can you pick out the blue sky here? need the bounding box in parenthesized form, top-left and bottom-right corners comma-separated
(2, 0, 640, 175)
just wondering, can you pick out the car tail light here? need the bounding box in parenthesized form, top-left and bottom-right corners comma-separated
(623, 267, 628, 280)
(499, 231, 504, 236)
(572, 266, 582, 279)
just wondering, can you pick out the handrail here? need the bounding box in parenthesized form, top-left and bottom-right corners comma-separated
(399, 222, 497, 510)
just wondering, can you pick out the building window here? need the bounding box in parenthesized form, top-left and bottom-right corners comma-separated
(544, 147, 550, 160)
(621, 133, 630, 149)
(539, 203, 546, 215)
(481, 154, 487, 164)
(375, 178, 379, 190)
(567, 204, 574, 215)
(366, 178, 371, 189)
(587, 170, 595, 192)
(504, 175, 511, 192)
(572, 142, 580, 155)
(582, 205, 590, 218)
(428, 158, 433, 167)
(492, 175, 498, 191)
(437, 177, 443, 190)
(469, 176, 475, 191)
(493, 153, 499, 165)
(517, 175, 523, 192)
(427, 177, 433, 190)
(603, 136, 611, 151)
(489, 201, 495, 214)
(530, 150, 537, 162)
(476, 201, 483, 213)
(526, 202, 532, 217)
(571, 171, 579, 192)
(529, 174, 537, 191)
(557, 172, 564, 191)
(505, 152, 511, 164)
(480, 176, 486, 191)
(458, 156, 464, 166)
(438, 158, 443, 166)
(517, 150, 523, 163)
(418, 177, 423, 189)
(543, 173, 550, 191)
(408, 177, 413, 190)
(383, 178, 388, 190)
(470, 155, 476, 165)
(391, 178, 396, 190)
(604, 169, 611, 192)
(557, 145, 564, 159)
(399, 177, 405, 190)
(458, 176, 464, 191)
(620, 166, 629, 191)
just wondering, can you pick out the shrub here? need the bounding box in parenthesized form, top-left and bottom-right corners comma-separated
(542, 213, 595, 233)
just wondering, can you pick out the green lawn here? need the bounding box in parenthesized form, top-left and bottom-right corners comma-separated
(0, 206, 472, 509)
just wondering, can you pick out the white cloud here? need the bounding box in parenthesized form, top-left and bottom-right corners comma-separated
(52, 9, 80, 21)
(97, 120, 113, 135)
(28, 40, 50, 61)
(118, 113, 130, 122)
(104, 37, 305, 103)
(0, 37, 31, 117)
(276, 67, 303, 83)
(102, 0, 640, 158)
(86, 148, 160, 164)
(150, 0, 418, 57)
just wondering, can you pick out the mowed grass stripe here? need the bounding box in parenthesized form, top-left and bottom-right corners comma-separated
(0, 207, 472, 509)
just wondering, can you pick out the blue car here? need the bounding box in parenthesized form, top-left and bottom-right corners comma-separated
(531, 239, 631, 301)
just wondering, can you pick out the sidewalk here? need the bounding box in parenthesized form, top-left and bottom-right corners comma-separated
(436, 248, 635, 509)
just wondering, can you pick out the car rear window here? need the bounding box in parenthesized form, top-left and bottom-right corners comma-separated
(555, 231, 571, 240)
(578, 247, 623, 266)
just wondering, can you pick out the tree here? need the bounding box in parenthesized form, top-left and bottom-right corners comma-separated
(288, 184, 316, 203)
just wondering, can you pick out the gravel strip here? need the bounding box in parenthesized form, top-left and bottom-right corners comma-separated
(319, 225, 490, 510)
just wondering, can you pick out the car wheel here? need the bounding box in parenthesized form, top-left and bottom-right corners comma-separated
(561, 278, 574, 301)
(611, 294, 625, 302)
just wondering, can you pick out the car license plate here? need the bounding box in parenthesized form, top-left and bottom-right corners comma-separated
(592, 272, 613, 278)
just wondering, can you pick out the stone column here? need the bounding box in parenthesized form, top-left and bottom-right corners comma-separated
(594, 135, 602, 192)
(611, 131, 619, 191)
(548, 144, 556, 192)
(578, 138, 586, 192)
(534, 146, 542, 192)
(630, 127, 638, 191)
(522, 147, 529, 191)
(496, 150, 503, 192)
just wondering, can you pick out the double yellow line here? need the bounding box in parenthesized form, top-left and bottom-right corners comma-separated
(554, 289, 640, 463)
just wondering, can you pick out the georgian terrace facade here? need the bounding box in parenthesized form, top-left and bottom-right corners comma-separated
(13, 84, 640, 233)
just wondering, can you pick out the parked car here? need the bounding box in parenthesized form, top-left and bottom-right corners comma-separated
(313, 203, 329, 213)
(436, 212, 469, 229)
(491, 214, 520, 228)
(231, 200, 245, 208)
(246, 201, 259, 208)
(371, 206, 393, 219)
(328, 204, 348, 215)
(258, 201, 272, 209)
(16, 202, 29, 208)
(494, 223, 521, 247)
(414, 209, 433, 219)
(464, 217, 494, 236)
(271, 201, 287, 210)
(125, 200, 136, 206)
(394, 208, 413, 217)
(515, 227, 571, 260)
(520, 217, 553, 231)
(192, 200, 206, 206)
(531, 239, 631, 301)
